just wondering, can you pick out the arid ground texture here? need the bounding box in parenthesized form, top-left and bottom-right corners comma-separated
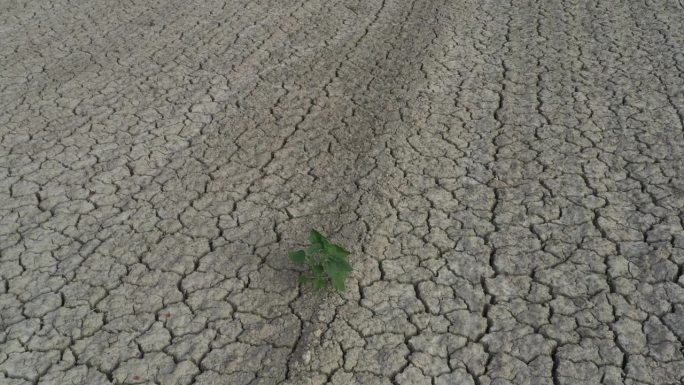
(1, 0, 684, 384)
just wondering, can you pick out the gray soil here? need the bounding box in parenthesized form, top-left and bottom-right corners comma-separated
(1, 0, 684, 384)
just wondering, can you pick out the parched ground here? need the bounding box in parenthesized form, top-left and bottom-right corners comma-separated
(1, 0, 684, 384)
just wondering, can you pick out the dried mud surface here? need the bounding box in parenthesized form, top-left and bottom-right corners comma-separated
(1, 0, 684, 384)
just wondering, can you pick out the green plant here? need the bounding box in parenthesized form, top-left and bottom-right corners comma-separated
(289, 229, 353, 292)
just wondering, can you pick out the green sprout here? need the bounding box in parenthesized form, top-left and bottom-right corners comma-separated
(289, 229, 353, 292)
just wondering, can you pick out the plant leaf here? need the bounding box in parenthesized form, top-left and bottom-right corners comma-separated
(288, 250, 306, 265)
(325, 243, 350, 259)
(313, 276, 327, 290)
(329, 253, 352, 272)
(312, 264, 324, 275)
(307, 243, 323, 254)
(330, 277, 347, 291)
(323, 257, 352, 292)
(298, 273, 310, 284)
(309, 229, 328, 248)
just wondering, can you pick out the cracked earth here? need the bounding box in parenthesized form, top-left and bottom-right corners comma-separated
(1, 0, 684, 384)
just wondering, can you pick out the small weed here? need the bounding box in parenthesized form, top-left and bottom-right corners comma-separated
(289, 229, 352, 292)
